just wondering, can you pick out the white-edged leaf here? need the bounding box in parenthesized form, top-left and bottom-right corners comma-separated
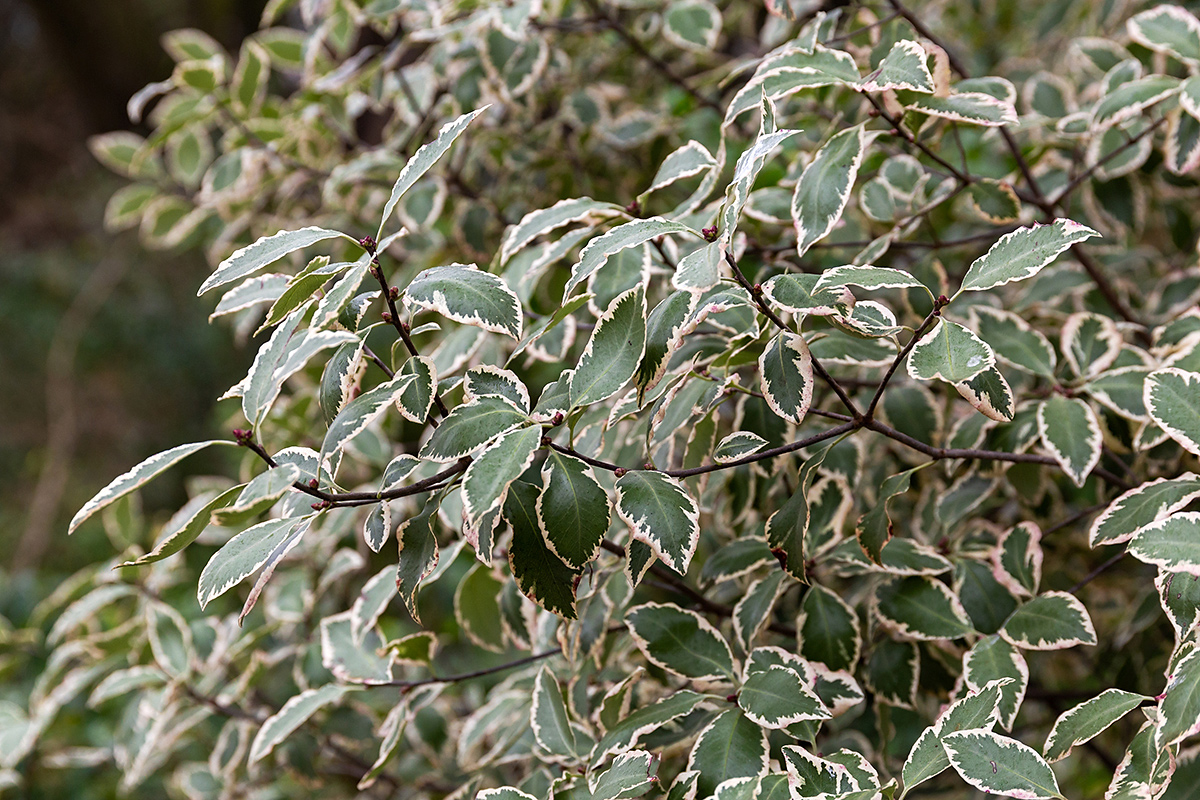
(197, 517, 310, 608)
(1089, 474, 1200, 547)
(626, 602, 736, 681)
(321, 372, 417, 458)
(873, 576, 975, 641)
(1037, 395, 1101, 487)
(350, 567, 398, 644)
(1129, 512, 1200, 575)
(1000, 592, 1096, 650)
(538, 450, 610, 570)
(792, 124, 869, 256)
(761, 273, 854, 317)
(403, 263, 522, 339)
(418, 396, 529, 462)
(814, 265, 927, 293)
(714, 432, 769, 464)
(378, 106, 489, 239)
(1145, 368, 1200, 455)
(532, 665, 577, 758)
(570, 285, 647, 407)
(616, 471, 701, 575)
(566, 218, 694, 300)
(942, 729, 1063, 800)
(199, 227, 352, 295)
(958, 220, 1099, 294)
(901, 680, 1010, 796)
(70, 441, 234, 535)
(663, 0, 721, 51)
(906, 319, 994, 384)
(462, 425, 541, 530)
(1043, 689, 1147, 762)
(249, 684, 356, 764)
(500, 197, 622, 264)
(739, 666, 830, 728)
(861, 40, 934, 93)
(592, 750, 658, 800)
(1128, 5, 1200, 63)
(758, 332, 813, 424)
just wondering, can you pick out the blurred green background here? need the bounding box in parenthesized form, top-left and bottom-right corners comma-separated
(0, 0, 266, 611)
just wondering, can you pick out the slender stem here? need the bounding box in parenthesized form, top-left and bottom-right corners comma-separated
(861, 91, 972, 185)
(385, 648, 562, 689)
(863, 298, 947, 422)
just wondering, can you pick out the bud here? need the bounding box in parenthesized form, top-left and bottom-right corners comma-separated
(701, 225, 718, 242)
(614, 467, 627, 478)
(308, 478, 319, 489)
(358, 234, 377, 252)
(725, 693, 739, 703)
(232, 428, 253, 445)
(551, 412, 564, 426)
(625, 199, 641, 216)
(541, 435, 552, 446)
(642, 462, 654, 471)
(389, 286, 400, 301)
(382, 311, 393, 324)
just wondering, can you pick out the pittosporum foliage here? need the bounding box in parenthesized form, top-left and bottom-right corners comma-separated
(8, 1, 1200, 798)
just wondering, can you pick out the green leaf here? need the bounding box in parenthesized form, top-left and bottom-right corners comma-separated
(761, 273, 854, 317)
(462, 426, 540, 533)
(538, 450, 610, 570)
(120, 485, 243, 567)
(1000, 592, 1096, 650)
(454, 563, 505, 652)
(249, 684, 356, 764)
(321, 372, 417, 459)
(465, 365, 530, 411)
(792, 124, 869, 256)
(714, 432, 769, 464)
(958, 219, 1099, 294)
(861, 40, 935, 93)
(955, 365, 1016, 422)
(395, 356, 437, 423)
(378, 106, 489, 239)
(797, 585, 861, 671)
(199, 226, 353, 295)
(971, 307, 1057, 377)
(566, 219, 694, 300)
(724, 47, 860, 125)
(994, 522, 1042, 597)
(1037, 395, 1101, 487)
(766, 443, 836, 581)
(1128, 5, 1200, 62)
(1043, 689, 1147, 762)
(70, 440, 234, 535)
(964, 636, 1029, 731)
(906, 319, 994, 384)
(739, 666, 830, 728)
(687, 710, 768, 799)
(1129, 512, 1200, 575)
(616, 471, 700, 575)
(418, 396, 529, 462)
(942, 729, 1063, 799)
(626, 602, 735, 681)
(782, 746, 857, 796)
(403, 263, 522, 339)
(571, 285, 647, 407)
(506, 481, 580, 619)
(866, 639, 919, 708)
(593, 691, 709, 762)
(663, 0, 721, 51)
(758, 332, 813, 424)
(478, 789, 537, 800)
(1092, 76, 1180, 131)
(1062, 311, 1122, 379)
(1085, 366, 1151, 421)
(855, 465, 928, 564)
(500, 197, 622, 265)
(636, 290, 697, 403)
(1146, 368, 1200, 456)
(197, 516, 311, 609)
(906, 92, 1017, 126)
(592, 750, 658, 800)
(874, 576, 975, 640)
(901, 680, 1010, 796)
(212, 463, 300, 525)
(1090, 475, 1200, 547)
(672, 241, 723, 292)
(396, 498, 438, 622)
(815, 265, 927, 293)
(1157, 650, 1200, 749)
(532, 665, 577, 759)
(733, 571, 788, 651)
(644, 140, 717, 196)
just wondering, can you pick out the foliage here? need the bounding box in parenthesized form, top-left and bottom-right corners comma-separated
(7, 1, 1200, 798)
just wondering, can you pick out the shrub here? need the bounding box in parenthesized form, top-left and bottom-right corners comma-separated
(6, 1, 1200, 798)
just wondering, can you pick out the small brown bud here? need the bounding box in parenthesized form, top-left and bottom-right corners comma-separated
(388, 286, 399, 301)
(358, 235, 377, 252)
(541, 435, 552, 446)
(614, 467, 627, 478)
(308, 478, 319, 488)
(381, 311, 393, 323)
(642, 462, 654, 471)
(232, 428, 253, 445)
(701, 225, 718, 242)
(551, 412, 565, 426)
(725, 693, 739, 703)
(625, 199, 641, 216)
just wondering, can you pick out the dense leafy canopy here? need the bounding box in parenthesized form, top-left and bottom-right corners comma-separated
(9, 1, 1200, 800)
